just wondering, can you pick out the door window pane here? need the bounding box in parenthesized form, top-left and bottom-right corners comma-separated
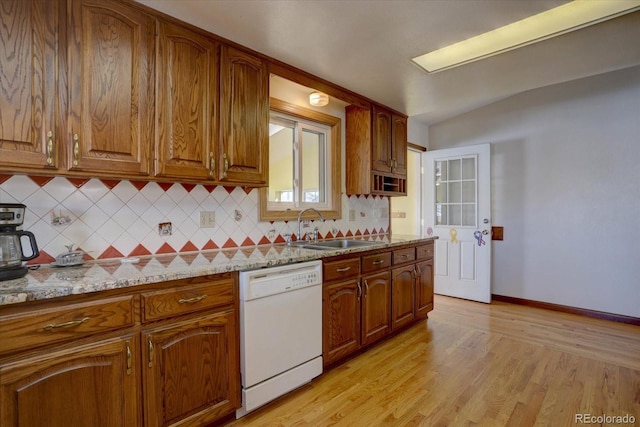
(433, 155, 477, 227)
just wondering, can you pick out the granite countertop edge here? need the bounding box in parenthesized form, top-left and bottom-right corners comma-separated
(0, 235, 437, 307)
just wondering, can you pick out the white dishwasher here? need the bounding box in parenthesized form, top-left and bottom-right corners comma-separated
(236, 260, 323, 418)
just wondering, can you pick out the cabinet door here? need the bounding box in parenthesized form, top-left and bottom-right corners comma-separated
(372, 106, 391, 173)
(415, 260, 434, 318)
(67, 0, 154, 175)
(143, 309, 239, 427)
(322, 279, 361, 366)
(361, 271, 391, 347)
(391, 114, 407, 176)
(0, 0, 61, 171)
(155, 21, 219, 180)
(391, 265, 416, 330)
(0, 334, 139, 427)
(219, 46, 268, 185)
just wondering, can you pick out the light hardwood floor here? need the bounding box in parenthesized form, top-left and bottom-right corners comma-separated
(227, 295, 640, 426)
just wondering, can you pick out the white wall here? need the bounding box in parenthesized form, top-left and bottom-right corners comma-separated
(428, 66, 640, 318)
(408, 117, 429, 148)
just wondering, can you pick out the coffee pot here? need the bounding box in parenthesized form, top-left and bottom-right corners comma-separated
(0, 203, 39, 281)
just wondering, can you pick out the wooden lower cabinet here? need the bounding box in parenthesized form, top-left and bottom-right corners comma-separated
(0, 274, 240, 427)
(391, 265, 416, 330)
(142, 309, 239, 427)
(322, 278, 361, 366)
(361, 271, 391, 346)
(0, 333, 140, 427)
(415, 260, 434, 318)
(322, 241, 435, 367)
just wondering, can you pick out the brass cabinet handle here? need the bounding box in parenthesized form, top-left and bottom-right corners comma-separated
(209, 152, 215, 177)
(148, 336, 154, 368)
(372, 259, 384, 265)
(364, 279, 369, 298)
(126, 341, 132, 375)
(336, 266, 351, 272)
(46, 131, 54, 165)
(416, 265, 422, 276)
(43, 317, 90, 331)
(223, 153, 229, 178)
(401, 254, 408, 260)
(178, 294, 208, 304)
(72, 134, 79, 166)
(356, 281, 362, 300)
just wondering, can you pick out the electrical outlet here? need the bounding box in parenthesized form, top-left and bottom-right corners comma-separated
(348, 210, 355, 221)
(200, 211, 215, 228)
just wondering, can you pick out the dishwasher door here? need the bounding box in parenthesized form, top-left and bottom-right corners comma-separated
(238, 261, 323, 416)
(240, 283, 322, 387)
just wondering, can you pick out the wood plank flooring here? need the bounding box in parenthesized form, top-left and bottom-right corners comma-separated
(226, 295, 640, 426)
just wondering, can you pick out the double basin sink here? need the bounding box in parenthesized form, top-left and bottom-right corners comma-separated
(291, 238, 381, 251)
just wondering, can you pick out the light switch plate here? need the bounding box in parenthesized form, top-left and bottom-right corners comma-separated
(348, 210, 355, 221)
(200, 211, 215, 228)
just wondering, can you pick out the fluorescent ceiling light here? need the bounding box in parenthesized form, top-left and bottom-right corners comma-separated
(412, 0, 640, 73)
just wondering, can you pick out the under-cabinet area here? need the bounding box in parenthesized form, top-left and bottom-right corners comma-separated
(0, 237, 433, 426)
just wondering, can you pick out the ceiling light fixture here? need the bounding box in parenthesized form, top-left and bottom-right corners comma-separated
(309, 91, 329, 107)
(412, 0, 640, 74)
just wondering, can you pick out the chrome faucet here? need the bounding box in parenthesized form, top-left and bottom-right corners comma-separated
(297, 208, 324, 242)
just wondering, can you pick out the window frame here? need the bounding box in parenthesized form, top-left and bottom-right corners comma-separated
(259, 98, 342, 221)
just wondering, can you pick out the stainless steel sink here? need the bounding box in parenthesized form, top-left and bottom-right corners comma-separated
(291, 239, 381, 250)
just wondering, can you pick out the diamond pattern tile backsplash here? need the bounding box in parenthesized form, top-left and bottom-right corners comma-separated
(0, 175, 390, 264)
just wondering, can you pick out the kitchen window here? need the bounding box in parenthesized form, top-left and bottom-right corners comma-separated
(259, 98, 341, 221)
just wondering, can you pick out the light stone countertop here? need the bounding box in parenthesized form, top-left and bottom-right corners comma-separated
(0, 235, 436, 307)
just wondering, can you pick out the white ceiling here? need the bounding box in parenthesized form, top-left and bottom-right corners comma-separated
(137, 0, 640, 125)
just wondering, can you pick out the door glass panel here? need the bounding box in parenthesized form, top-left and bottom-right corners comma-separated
(436, 182, 447, 203)
(433, 155, 477, 227)
(436, 204, 447, 225)
(449, 204, 461, 226)
(448, 159, 461, 180)
(436, 160, 447, 181)
(449, 182, 461, 204)
(462, 204, 476, 226)
(462, 181, 475, 203)
(462, 158, 475, 179)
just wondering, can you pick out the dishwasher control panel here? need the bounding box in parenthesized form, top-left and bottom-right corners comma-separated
(240, 260, 323, 300)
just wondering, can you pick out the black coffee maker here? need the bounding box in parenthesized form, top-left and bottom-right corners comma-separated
(0, 203, 40, 281)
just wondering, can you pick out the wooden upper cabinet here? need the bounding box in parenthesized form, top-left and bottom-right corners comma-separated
(219, 46, 268, 186)
(346, 104, 408, 196)
(391, 114, 407, 176)
(67, 0, 154, 176)
(372, 106, 392, 173)
(155, 21, 219, 180)
(0, 0, 62, 171)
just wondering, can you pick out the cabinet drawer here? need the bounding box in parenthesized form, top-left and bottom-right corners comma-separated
(416, 243, 434, 260)
(393, 248, 416, 265)
(141, 280, 234, 322)
(0, 295, 135, 355)
(362, 252, 391, 274)
(323, 258, 360, 282)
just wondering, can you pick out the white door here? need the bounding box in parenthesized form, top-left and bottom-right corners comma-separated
(423, 144, 491, 303)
